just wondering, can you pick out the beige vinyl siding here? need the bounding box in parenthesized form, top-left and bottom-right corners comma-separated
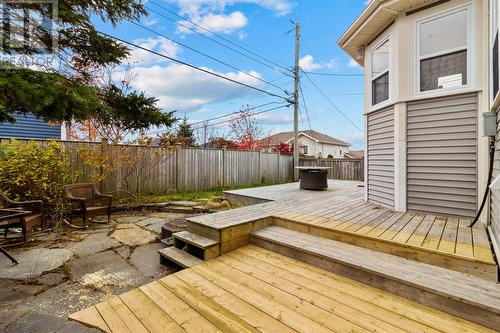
(490, 109, 500, 248)
(407, 93, 478, 218)
(367, 106, 395, 207)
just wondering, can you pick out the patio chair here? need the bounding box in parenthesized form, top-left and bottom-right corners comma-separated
(64, 183, 112, 229)
(0, 192, 44, 241)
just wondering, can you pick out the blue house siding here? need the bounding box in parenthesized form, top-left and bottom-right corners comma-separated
(0, 113, 61, 139)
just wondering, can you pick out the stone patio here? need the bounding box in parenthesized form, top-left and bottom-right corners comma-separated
(0, 211, 188, 332)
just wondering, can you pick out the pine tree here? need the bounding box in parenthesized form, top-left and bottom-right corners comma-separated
(0, 1, 175, 132)
(176, 117, 195, 147)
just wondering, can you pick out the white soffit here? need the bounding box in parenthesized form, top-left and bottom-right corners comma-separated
(338, 0, 437, 67)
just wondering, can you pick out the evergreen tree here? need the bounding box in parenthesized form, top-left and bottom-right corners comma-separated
(176, 117, 195, 147)
(0, 1, 175, 131)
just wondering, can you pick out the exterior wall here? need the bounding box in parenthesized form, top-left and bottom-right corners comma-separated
(406, 93, 478, 217)
(367, 106, 395, 208)
(0, 113, 62, 139)
(360, 0, 488, 218)
(295, 135, 348, 158)
(490, 107, 500, 252)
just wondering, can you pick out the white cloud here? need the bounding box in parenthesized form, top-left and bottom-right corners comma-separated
(348, 58, 361, 68)
(299, 55, 340, 72)
(177, 11, 248, 34)
(167, 0, 294, 34)
(143, 17, 158, 26)
(126, 64, 263, 110)
(299, 55, 322, 71)
(125, 37, 180, 65)
(256, 112, 293, 125)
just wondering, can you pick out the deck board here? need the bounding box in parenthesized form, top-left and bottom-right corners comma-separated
(70, 246, 495, 333)
(216, 181, 496, 279)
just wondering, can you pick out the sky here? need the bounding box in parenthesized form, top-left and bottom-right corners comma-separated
(96, 0, 367, 149)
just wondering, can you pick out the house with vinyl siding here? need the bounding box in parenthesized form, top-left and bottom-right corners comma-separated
(0, 112, 65, 140)
(338, 0, 500, 252)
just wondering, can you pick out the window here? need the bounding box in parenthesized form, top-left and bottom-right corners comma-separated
(417, 7, 470, 92)
(371, 39, 390, 105)
(302, 145, 308, 155)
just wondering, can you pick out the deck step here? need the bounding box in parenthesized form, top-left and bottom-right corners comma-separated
(250, 225, 500, 330)
(173, 231, 218, 249)
(158, 247, 203, 269)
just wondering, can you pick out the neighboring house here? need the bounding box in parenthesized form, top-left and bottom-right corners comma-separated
(0, 112, 65, 139)
(338, 0, 500, 237)
(344, 150, 365, 159)
(261, 130, 351, 158)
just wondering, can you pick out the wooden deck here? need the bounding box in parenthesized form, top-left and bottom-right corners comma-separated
(202, 181, 497, 280)
(70, 245, 495, 333)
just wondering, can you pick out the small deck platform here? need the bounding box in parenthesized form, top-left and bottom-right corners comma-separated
(70, 246, 495, 333)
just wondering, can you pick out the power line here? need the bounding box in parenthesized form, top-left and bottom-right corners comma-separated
(301, 69, 363, 131)
(302, 71, 364, 77)
(192, 104, 290, 131)
(299, 82, 312, 131)
(148, 101, 287, 135)
(147, 2, 293, 77)
(97, 30, 290, 101)
(128, 20, 287, 93)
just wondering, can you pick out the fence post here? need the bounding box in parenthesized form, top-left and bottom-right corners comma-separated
(175, 143, 181, 192)
(277, 152, 280, 183)
(221, 146, 227, 188)
(258, 150, 262, 183)
(100, 139, 108, 192)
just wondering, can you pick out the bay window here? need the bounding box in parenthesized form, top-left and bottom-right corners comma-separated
(371, 39, 390, 106)
(417, 6, 471, 93)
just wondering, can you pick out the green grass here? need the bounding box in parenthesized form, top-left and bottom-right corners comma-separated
(115, 181, 290, 204)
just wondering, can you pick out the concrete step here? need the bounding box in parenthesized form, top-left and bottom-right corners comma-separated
(158, 247, 202, 269)
(250, 225, 500, 331)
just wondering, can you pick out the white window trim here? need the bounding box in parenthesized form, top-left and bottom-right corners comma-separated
(369, 36, 391, 109)
(415, 3, 475, 97)
(490, 0, 500, 105)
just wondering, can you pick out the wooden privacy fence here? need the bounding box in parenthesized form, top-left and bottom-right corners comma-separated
(0, 138, 294, 196)
(299, 157, 364, 181)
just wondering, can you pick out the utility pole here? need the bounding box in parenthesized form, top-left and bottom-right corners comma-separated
(293, 22, 300, 181)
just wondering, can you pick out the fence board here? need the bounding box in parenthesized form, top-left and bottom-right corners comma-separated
(299, 157, 364, 181)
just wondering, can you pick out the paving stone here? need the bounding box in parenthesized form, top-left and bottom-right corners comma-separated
(0, 279, 29, 305)
(169, 201, 199, 207)
(37, 272, 66, 286)
(114, 222, 137, 229)
(69, 232, 120, 257)
(12, 283, 47, 295)
(130, 243, 168, 279)
(135, 217, 166, 227)
(0, 248, 72, 280)
(148, 212, 186, 219)
(27, 282, 106, 318)
(68, 250, 146, 294)
(144, 220, 165, 234)
(114, 215, 149, 223)
(111, 224, 157, 247)
(114, 246, 130, 260)
(0, 305, 29, 330)
(2, 311, 66, 333)
(56, 321, 102, 333)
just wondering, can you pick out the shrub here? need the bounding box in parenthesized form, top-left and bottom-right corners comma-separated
(327, 154, 334, 158)
(0, 140, 76, 218)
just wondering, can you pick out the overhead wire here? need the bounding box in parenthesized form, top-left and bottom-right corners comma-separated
(147, 2, 293, 77)
(128, 20, 287, 93)
(97, 30, 291, 101)
(301, 69, 363, 131)
(299, 81, 312, 132)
